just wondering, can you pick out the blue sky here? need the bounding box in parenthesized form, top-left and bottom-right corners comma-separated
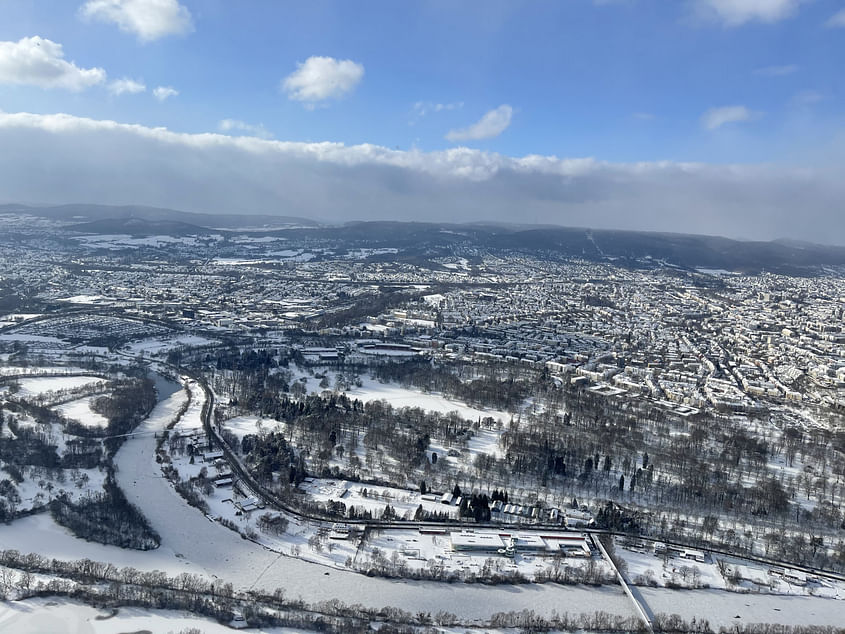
(0, 0, 844, 240)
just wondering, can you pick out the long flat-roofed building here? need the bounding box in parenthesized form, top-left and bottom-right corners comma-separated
(511, 533, 547, 551)
(450, 530, 591, 556)
(450, 531, 505, 552)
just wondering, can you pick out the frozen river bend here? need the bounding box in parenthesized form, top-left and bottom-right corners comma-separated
(110, 376, 634, 621)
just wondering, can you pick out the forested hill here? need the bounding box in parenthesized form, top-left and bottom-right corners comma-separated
(8, 202, 845, 274)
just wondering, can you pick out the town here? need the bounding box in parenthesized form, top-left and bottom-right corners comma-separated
(0, 207, 844, 632)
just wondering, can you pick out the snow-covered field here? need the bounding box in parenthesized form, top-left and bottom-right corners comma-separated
(218, 414, 268, 439)
(299, 477, 458, 520)
(11, 468, 107, 513)
(640, 587, 845, 628)
(0, 365, 90, 377)
(616, 540, 845, 627)
(176, 379, 205, 431)
(258, 368, 516, 493)
(124, 334, 218, 356)
(53, 395, 110, 428)
(0, 513, 194, 576)
(280, 368, 514, 469)
(619, 542, 723, 590)
(0, 598, 305, 634)
(0, 333, 64, 345)
(56, 294, 108, 304)
(0, 370, 113, 511)
(344, 375, 513, 423)
(72, 234, 217, 249)
(15, 375, 103, 399)
(429, 427, 506, 467)
(213, 252, 315, 265)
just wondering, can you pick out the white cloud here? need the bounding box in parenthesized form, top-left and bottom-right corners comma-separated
(153, 85, 178, 101)
(446, 105, 513, 142)
(791, 90, 823, 106)
(413, 101, 464, 117)
(80, 0, 193, 42)
(0, 110, 843, 243)
(410, 101, 464, 124)
(219, 118, 273, 140)
(701, 105, 757, 130)
(0, 36, 105, 91)
(695, 0, 805, 26)
(282, 56, 364, 106)
(754, 64, 799, 76)
(825, 9, 845, 27)
(108, 77, 146, 95)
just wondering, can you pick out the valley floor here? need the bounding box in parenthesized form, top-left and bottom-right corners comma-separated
(1, 370, 843, 629)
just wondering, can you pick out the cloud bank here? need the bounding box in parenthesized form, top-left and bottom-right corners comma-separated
(0, 110, 842, 243)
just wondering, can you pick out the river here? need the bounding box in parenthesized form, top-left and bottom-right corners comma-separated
(2, 374, 841, 627)
(111, 375, 635, 622)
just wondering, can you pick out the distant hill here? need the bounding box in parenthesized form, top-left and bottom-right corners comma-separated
(278, 221, 845, 274)
(1, 203, 318, 229)
(67, 217, 221, 237)
(4, 203, 844, 274)
(491, 226, 845, 273)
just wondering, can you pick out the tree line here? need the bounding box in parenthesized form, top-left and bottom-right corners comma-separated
(48, 475, 160, 550)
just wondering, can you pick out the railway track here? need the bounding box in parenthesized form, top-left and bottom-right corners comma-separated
(182, 369, 845, 585)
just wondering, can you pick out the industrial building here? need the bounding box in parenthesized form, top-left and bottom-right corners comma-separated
(450, 531, 505, 552)
(449, 530, 591, 557)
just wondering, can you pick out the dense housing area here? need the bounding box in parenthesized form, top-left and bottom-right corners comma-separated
(0, 210, 844, 632)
